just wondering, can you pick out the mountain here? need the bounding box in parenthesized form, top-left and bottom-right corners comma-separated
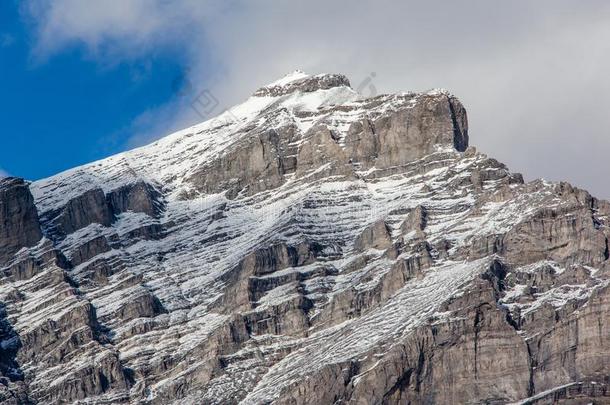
(0, 71, 609, 404)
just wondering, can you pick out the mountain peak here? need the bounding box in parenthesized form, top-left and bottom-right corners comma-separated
(1, 69, 609, 404)
(265, 69, 309, 86)
(253, 71, 351, 97)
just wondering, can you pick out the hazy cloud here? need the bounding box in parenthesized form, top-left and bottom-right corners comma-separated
(23, 0, 610, 198)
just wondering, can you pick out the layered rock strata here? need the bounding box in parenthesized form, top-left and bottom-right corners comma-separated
(0, 71, 608, 404)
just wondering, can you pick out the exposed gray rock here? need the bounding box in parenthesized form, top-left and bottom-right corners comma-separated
(401, 205, 428, 237)
(188, 128, 293, 198)
(394, 241, 434, 278)
(106, 181, 165, 218)
(110, 287, 166, 322)
(296, 125, 352, 180)
(2, 240, 67, 282)
(0, 178, 42, 265)
(354, 219, 393, 251)
(48, 188, 113, 236)
(68, 235, 112, 266)
(344, 93, 469, 170)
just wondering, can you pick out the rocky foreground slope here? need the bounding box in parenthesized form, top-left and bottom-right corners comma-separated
(0, 71, 609, 404)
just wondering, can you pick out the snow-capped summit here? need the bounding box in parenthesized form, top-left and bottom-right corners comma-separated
(0, 72, 609, 404)
(253, 70, 351, 97)
(263, 69, 310, 87)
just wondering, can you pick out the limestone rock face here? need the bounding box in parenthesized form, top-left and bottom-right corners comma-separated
(106, 181, 165, 218)
(1, 72, 609, 404)
(48, 188, 113, 236)
(189, 128, 292, 198)
(344, 93, 469, 170)
(0, 178, 42, 265)
(354, 220, 393, 251)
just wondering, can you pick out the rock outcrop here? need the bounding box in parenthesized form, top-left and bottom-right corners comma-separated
(1, 71, 608, 404)
(0, 178, 42, 265)
(253, 71, 351, 97)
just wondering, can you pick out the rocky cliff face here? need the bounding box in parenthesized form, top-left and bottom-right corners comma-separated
(0, 178, 42, 265)
(0, 71, 608, 404)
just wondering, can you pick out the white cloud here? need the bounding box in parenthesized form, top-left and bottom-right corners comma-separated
(21, 0, 236, 76)
(22, 0, 610, 198)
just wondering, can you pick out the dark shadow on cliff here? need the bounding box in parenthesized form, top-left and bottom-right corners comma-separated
(0, 302, 24, 383)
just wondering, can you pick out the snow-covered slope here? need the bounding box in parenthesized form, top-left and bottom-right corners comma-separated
(0, 71, 609, 404)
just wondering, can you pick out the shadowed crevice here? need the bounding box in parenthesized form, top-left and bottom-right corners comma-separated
(448, 97, 469, 152)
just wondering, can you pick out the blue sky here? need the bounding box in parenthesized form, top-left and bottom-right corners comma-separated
(0, 1, 189, 179)
(0, 1, 609, 198)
